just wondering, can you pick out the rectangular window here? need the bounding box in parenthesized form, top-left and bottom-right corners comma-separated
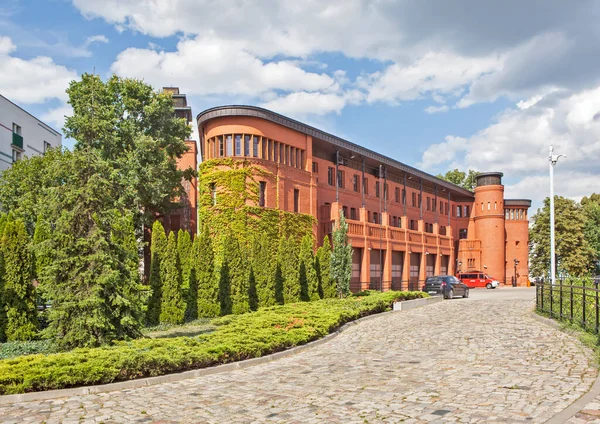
(395, 187, 400, 203)
(285, 145, 289, 165)
(234, 134, 242, 156)
(375, 181, 380, 198)
(209, 182, 217, 206)
(412, 192, 416, 207)
(312, 161, 318, 173)
(432, 199, 436, 213)
(267, 139, 272, 160)
(226, 135, 233, 156)
(12, 123, 21, 135)
(213, 138, 217, 158)
(342, 206, 348, 218)
(259, 181, 266, 207)
(280, 144, 284, 164)
(363, 177, 369, 195)
(218, 136, 224, 157)
(427, 197, 431, 211)
(290, 147, 295, 167)
(244, 135, 251, 156)
(373, 212, 379, 224)
(12, 148, 21, 163)
(457, 206, 462, 218)
(328, 167, 335, 186)
(353, 175, 359, 192)
(402, 188, 406, 205)
(296, 149, 301, 169)
(43, 141, 51, 153)
(384, 183, 388, 199)
(392, 216, 397, 227)
(294, 189, 300, 213)
(262, 138, 268, 159)
(464, 205, 469, 217)
(274, 141, 279, 162)
(418, 194, 422, 209)
(440, 201, 443, 214)
(505, 209, 509, 220)
(253, 136, 259, 157)
(350, 207, 357, 220)
(367, 211, 371, 222)
(337, 170, 344, 188)
(445, 203, 449, 215)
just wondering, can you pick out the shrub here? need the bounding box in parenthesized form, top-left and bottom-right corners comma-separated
(159, 232, 185, 325)
(146, 221, 167, 326)
(0, 291, 427, 395)
(196, 226, 218, 318)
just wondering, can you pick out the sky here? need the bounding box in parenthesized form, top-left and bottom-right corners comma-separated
(2, 0, 600, 213)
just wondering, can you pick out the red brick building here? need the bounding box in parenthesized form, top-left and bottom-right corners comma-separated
(189, 105, 530, 290)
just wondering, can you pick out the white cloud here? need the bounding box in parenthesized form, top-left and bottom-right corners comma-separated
(260, 91, 363, 118)
(111, 36, 340, 98)
(41, 104, 72, 133)
(425, 105, 449, 114)
(0, 36, 16, 55)
(0, 37, 77, 104)
(85, 34, 108, 46)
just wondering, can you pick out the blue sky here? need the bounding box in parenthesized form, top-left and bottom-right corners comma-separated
(2, 0, 600, 213)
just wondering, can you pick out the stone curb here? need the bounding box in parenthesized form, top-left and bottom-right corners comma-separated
(530, 312, 600, 424)
(0, 295, 443, 405)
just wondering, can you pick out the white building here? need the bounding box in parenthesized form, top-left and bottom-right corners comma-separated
(1, 94, 62, 172)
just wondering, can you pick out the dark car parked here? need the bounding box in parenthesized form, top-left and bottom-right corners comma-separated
(422, 275, 469, 299)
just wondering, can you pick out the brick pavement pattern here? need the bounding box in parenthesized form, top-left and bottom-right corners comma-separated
(0, 290, 596, 423)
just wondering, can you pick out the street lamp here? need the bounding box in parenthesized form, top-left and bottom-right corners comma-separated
(549, 145, 566, 286)
(513, 259, 519, 287)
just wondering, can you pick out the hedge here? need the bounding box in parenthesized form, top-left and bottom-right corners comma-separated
(0, 291, 427, 395)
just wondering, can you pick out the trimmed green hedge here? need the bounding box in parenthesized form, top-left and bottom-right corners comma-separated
(0, 291, 427, 395)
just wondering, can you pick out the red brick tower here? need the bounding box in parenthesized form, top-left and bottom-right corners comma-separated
(473, 173, 506, 283)
(504, 199, 531, 286)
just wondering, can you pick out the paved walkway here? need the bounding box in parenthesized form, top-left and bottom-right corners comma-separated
(0, 288, 597, 423)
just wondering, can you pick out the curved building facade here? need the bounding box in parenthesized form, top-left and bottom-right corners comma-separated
(191, 105, 531, 289)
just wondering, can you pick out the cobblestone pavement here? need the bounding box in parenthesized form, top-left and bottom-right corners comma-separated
(1, 288, 596, 423)
(566, 392, 600, 423)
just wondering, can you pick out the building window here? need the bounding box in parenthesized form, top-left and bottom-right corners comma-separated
(12, 148, 22, 163)
(285, 145, 289, 165)
(464, 206, 469, 217)
(494, 201, 497, 210)
(209, 183, 217, 206)
(412, 192, 416, 207)
(392, 216, 397, 227)
(226, 135, 233, 156)
(487, 202, 491, 211)
(511, 209, 514, 220)
(296, 149, 301, 169)
(375, 181, 380, 198)
(290, 147, 295, 167)
(328, 167, 335, 186)
(259, 181, 266, 207)
(440, 201, 443, 214)
(350, 207, 357, 220)
(459, 229, 468, 239)
(505, 209, 509, 220)
(426, 197, 431, 211)
(274, 141, 279, 162)
(244, 135, 251, 156)
(280, 144, 284, 163)
(12, 123, 22, 136)
(353, 175, 360, 192)
(294, 189, 300, 213)
(234, 134, 242, 156)
(312, 162, 318, 173)
(337, 170, 344, 188)
(418, 193, 422, 209)
(263, 139, 268, 159)
(457, 206, 462, 218)
(395, 187, 400, 203)
(432, 199, 436, 212)
(44, 141, 51, 153)
(253, 136, 260, 157)
(363, 177, 369, 195)
(342, 206, 348, 218)
(267, 139, 273, 161)
(409, 220, 416, 230)
(373, 212, 379, 224)
(218, 136, 224, 157)
(402, 188, 406, 205)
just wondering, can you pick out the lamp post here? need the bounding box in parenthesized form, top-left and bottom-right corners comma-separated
(513, 259, 519, 287)
(549, 145, 566, 286)
(379, 164, 383, 292)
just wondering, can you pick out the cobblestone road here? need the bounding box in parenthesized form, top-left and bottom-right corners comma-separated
(1, 288, 596, 423)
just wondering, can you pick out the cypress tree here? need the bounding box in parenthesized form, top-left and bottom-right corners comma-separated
(0, 214, 7, 341)
(146, 220, 167, 326)
(196, 226, 218, 317)
(159, 232, 185, 324)
(279, 236, 300, 303)
(274, 263, 284, 305)
(331, 211, 352, 298)
(218, 260, 232, 316)
(317, 235, 335, 298)
(32, 216, 52, 311)
(250, 234, 276, 308)
(187, 267, 198, 321)
(1, 217, 38, 341)
(229, 235, 249, 314)
(248, 267, 258, 312)
(299, 234, 319, 301)
(177, 230, 195, 321)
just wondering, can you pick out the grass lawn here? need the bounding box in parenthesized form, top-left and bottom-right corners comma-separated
(0, 290, 427, 395)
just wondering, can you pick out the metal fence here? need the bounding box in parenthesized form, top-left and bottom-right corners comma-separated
(536, 279, 600, 334)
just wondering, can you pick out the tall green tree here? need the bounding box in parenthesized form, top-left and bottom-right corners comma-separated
(437, 169, 480, 191)
(63, 74, 194, 233)
(160, 232, 185, 324)
(177, 230, 195, 321)
(316, 235, 335, 299)
(228, 235, 250, 314)
(530, 196, 595, 278)
(278, 236, 300, 303)
(331, 211, 352, 298)
(250, 234, 276, 307)
(248, 267, 258, 312)
(196, 226, 218, 317)
(32, 215, 52, 298)
(146, 220, 167, 325)
(0, 214, 6, 341)
(299, 235, 319, 301)
(218, 260, 232, 316)
(582, 194, 600, 274)
(274, 263, 284, 305)
(1, 217, 37, 341)
(41, 150, 146, 349)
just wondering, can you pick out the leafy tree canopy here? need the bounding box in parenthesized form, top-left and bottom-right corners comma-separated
(437, 169, 480, 191)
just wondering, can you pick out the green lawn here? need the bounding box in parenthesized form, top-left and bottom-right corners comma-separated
(0, 291, 427, 395)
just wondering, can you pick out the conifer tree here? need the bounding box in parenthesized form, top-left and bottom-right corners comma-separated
(1, 217, 38, 341)
(218, 260, 232, 316)
(187, 267, 198, 321)
(146, 220, 167, 325)
(32, 215, 52, 309)
(159, 232, 185, 324)
(250, 234, 276, 307)
(177, 230, 195, 321)
(248, 267, 258, 312)
(299, 234, 319, 301)
(0, 214, 8, 341)
(196, 226, 219, 317)
(331, 211, 352, 297)
(316, 235, 335, 298)
(274, 263, 285, 305)
(228, 235, 249, 314)
(278, 236, 300, 303)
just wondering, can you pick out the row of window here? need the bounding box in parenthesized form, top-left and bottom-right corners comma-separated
(340, 206, 445, 234)
(10, 122, 52, 163)
(506, 208, 526, 220)
(206, 134, 305, 170)
(324, 167, 456, 216)
(208, 181, 301, 213)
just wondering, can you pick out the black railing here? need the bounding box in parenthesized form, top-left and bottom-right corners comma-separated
(536, 279, 600, 334)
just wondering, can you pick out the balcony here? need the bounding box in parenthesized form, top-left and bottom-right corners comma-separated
(12, 133, 23, 149)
